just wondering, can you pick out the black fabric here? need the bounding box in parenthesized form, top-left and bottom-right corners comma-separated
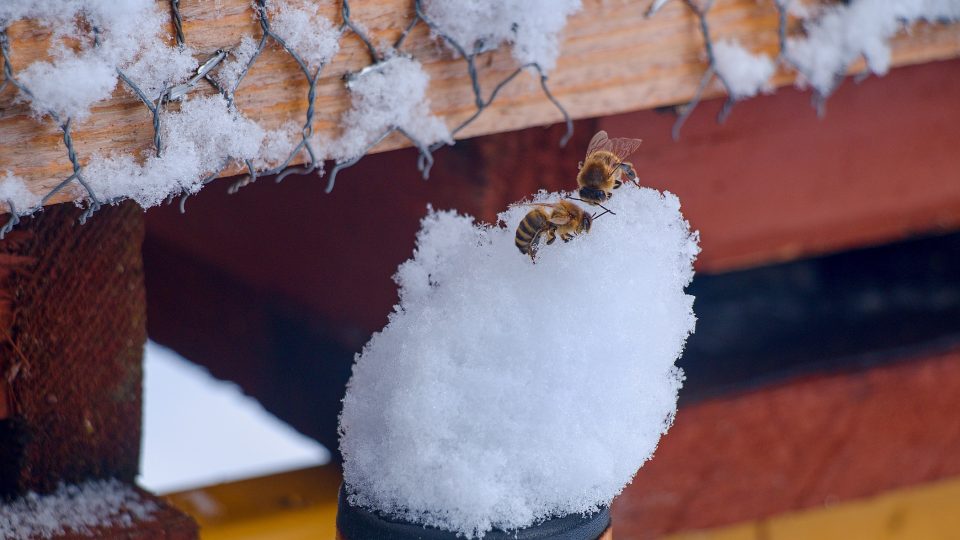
(336, 485, 610, 540)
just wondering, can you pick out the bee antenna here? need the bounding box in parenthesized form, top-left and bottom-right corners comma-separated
(593, 209, 612, 220)
(596, 202, 615, 215)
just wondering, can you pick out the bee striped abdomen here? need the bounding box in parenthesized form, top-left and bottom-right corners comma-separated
(515, 209, 548, 256)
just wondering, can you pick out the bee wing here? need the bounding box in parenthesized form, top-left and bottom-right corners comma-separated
(509, 202, 562, 210)
(606, 137, 643, 163)
(585, 130, 610, 158)
(586, 130, 642, 163)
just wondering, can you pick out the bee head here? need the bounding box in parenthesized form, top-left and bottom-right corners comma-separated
(580, 212, 593, 234)
(578, 187, 607, 204)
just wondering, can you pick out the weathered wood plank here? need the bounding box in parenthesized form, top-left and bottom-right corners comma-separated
(1, 0, 958, 208)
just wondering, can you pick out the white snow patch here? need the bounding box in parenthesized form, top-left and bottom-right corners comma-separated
(255, 121, 303, 170)
(0, 171, 42, 214)
(713, 40, 775, 100)
(787, 0, 960, 96)
(83, 95, 265, 208)
(335, 55, 450, 162)
(121, 44, 197, 101)
(0, 479, 158, 539)
(8, 0, 168, 120)
(422, 0, 581, 72)
(339, 186, 698, 537)
(268, 0, 341, 71)
(215, 35, 260, 93)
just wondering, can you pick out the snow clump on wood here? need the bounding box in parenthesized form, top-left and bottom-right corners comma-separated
(334, 55, 451, 162)
(0, 172, 41, 214)
(713, 40, 775, 100)
(0, 479, 158, 538)
(787, 0, 960, 96)
(339, 186, 698, 538)
(83, 95, 265, 208)
(422, 0, 582, 72)
(268, 0, 342, 71)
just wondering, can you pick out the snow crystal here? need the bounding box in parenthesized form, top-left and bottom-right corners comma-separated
(215, 35, 260, 93)
(268, 0, 341, 71)
(422, 0, 581, 72)
(335, 55, 450, 161)
(0, 172, 41, 214)
(339, 186, 698, 537)
(0, 479, 158, 539)
(787, 0, 960, 96)
(713, 40, 775, 100)
(84, 95, 265, 208)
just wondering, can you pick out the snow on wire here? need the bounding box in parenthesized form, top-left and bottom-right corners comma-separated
(652, 0, 960, 141)
(0, 0, 576, 236)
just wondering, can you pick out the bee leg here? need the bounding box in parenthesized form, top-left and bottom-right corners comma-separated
(545, 227, 557, 245)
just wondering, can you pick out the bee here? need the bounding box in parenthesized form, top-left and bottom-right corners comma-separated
(514, 200, 593, 260)
(576, 130, 642, 206)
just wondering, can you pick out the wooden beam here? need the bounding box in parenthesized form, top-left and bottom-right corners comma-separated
(1, 0, 958, 208)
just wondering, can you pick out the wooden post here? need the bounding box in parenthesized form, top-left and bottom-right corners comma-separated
(0, 202, 197, 538)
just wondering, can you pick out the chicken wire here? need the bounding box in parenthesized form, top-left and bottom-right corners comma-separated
(0, 0, 574, 237)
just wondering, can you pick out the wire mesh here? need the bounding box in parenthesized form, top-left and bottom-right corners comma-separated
(0, 0, 578, 235)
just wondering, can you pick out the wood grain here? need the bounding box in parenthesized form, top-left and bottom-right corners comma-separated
(1, 0, 958, 208)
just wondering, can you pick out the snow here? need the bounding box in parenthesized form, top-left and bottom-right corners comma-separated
(0, 172, 41, 214)
(335, 55, 450, 161)
(0, 479, 158, 539)
(268, 0, 342, 71)
(139, 341, 329, 494)
(6, 0, 168, 121)
(787, 0, 960, 96)
(339, 186, 698, 537)
(215, 35, 260, 93)
(83, 94, 265, 208)
(422, 0, 581, 72)
(713, 40, 775, 100)
(122, 43, 197, 101)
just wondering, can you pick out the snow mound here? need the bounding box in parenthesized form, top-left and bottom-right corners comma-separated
(339, 186, 698, 537)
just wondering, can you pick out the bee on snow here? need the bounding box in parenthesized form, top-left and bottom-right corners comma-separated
(514, 200, 592, 261)
(576, 130, 642, 206)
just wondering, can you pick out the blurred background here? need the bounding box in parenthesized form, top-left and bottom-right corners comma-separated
(142, 57, 960, 538)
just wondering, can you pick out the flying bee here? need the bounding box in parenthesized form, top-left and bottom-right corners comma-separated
(514, 200, 594, 260)
(576, 130, 642, 206)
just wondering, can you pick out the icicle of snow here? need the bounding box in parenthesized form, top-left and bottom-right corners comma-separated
(334, 55, 450, 162)
(0, 171, 41, 214)
(340, 186, 698, 538)
(713, 40, 775, 100)
(787, 0, 960, 96)
(268, 0, 341, 71)
(0, 479, 158, 539)
(422, 0, 581, 72)
(83, 95, 265, 208)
